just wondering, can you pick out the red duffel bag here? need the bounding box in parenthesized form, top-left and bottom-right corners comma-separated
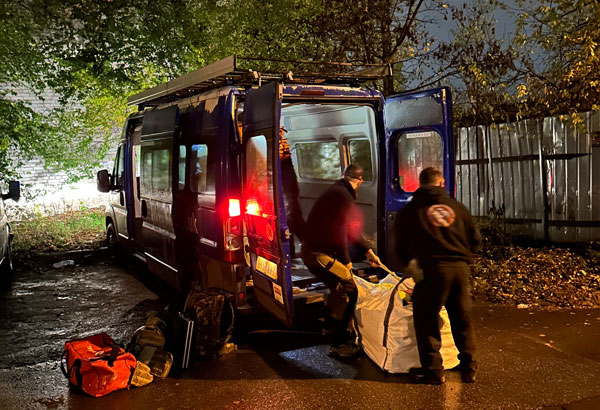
(61, 332, 136, 397)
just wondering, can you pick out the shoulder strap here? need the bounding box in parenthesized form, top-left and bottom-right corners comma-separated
(381, 277, 409, 369)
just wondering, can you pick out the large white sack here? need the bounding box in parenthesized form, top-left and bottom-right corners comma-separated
(354, 274, 460, 373)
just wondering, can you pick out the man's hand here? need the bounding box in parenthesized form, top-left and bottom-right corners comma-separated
(366, 249, 381, 267)
(345, 262, 353, 271)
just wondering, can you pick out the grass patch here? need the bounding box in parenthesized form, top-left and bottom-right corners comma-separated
(11, 207, 106, 253)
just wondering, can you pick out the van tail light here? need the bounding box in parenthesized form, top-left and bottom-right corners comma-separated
(224, 197, 242, 252)
(228, 198, 241, 217)
(301, 90, 325, 96)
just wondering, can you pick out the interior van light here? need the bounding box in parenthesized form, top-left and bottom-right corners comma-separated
(229, 198, 241, 217)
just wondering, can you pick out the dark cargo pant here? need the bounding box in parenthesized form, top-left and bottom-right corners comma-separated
(305, 262, 358, 347)
(412, 261, 476, 373)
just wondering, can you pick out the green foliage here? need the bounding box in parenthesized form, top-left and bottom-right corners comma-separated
(435, 0, 600, 125)
(433, 0, 523, 126)
(5, 0, 598, 179)
(514, 0, 600, 117)
(11, 207, 105, 252)
(0, 0, 210, 182)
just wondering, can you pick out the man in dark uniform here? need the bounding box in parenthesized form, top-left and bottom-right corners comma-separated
(302, 164, 381, 357)
(396, 167, 480, 384)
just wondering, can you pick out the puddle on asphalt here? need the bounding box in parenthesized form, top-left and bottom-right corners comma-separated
(12, 290, 34, 296)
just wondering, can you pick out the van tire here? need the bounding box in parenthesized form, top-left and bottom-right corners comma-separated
(106, 223, 123, 260)
(0, 236, 14, 276)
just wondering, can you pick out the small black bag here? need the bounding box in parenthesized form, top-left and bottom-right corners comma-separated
(184, 284, 235, 359)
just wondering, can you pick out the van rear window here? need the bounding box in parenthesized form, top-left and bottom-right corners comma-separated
(397, 131, 443, 192)
(348, 139, 373, 181)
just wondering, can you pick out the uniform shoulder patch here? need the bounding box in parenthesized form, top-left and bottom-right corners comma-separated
(426, 204, 456, 227)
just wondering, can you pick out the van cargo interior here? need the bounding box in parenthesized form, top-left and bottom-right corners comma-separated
(276, 102, 381, 303)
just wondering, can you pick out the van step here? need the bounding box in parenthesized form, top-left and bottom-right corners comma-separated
(291, 265, 321, 288)
(292, 289, 327, 304)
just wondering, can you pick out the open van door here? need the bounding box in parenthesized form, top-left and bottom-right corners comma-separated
(382, 87, 454, 271)
(242, 82, 294, 327)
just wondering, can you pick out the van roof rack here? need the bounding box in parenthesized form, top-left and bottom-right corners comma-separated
(127, 55, 391, 108)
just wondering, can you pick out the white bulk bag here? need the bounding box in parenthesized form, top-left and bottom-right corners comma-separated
(353, 274, 460, 373)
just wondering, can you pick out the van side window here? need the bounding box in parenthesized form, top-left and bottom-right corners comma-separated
(178, 145, 187, 190)
(397, 131, 444, 192)
(348, 140, 373, 181)
(134, 145, 141, 200)
(295, 141, 340, 180)
(190, 144, 215, 201)
(112, 145, 125, 188)
(140, 140, 172, 203)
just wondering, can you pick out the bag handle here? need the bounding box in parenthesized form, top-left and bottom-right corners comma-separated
(60, 350, 69, 378)
(107, 344, 121, 367)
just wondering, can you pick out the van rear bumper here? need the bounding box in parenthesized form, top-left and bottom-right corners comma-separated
(198, 255, 249, 310)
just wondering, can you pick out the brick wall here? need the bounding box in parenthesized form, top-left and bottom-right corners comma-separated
(4, 86, 118, 219)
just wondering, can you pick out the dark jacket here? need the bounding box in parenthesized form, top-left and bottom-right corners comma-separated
(396, 186, 480, 267)
(304, 179, 369, 264)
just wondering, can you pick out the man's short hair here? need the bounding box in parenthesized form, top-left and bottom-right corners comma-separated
(343, 164, 364, 180)
(419, 167, 443, 186)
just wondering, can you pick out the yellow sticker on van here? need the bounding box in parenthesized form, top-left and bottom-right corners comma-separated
(256, 256, 278, 281)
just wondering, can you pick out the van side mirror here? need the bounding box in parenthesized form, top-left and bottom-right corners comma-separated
(2, 180, 20, 201)
(97, 170, 111, 193)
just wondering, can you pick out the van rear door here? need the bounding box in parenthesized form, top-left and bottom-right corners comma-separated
(382, 87, 454, 271)
(242, 82, 294, 327)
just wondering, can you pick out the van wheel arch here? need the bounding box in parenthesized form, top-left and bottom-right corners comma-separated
(0, 229, 14, 275)
(106, 222, 122, 259)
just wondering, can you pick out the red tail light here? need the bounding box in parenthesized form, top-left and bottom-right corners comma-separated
(301, 89, 325, 96)
(224, 197, 242, 254)
(228, 198, 241, 217)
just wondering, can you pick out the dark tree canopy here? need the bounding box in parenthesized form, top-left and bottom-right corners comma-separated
(1, 0, 598, 181)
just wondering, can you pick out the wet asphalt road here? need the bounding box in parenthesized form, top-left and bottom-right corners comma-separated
(0, 250, 599, 410)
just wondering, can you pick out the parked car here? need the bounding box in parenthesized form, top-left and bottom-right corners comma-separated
(1, 181, 20, 275)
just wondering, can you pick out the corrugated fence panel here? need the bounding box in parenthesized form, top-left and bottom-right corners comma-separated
(457, 127, 471, 213)
(572, 114, 587, 241)
(478, 125, 490, 217)
(489, 125, 504, 214)
(456, 111, 599, 242)
(591, 112, 600, 236)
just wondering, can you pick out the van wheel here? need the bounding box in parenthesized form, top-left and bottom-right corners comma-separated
(0, 236, 14, 275)
(106, 223, 122, 258)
